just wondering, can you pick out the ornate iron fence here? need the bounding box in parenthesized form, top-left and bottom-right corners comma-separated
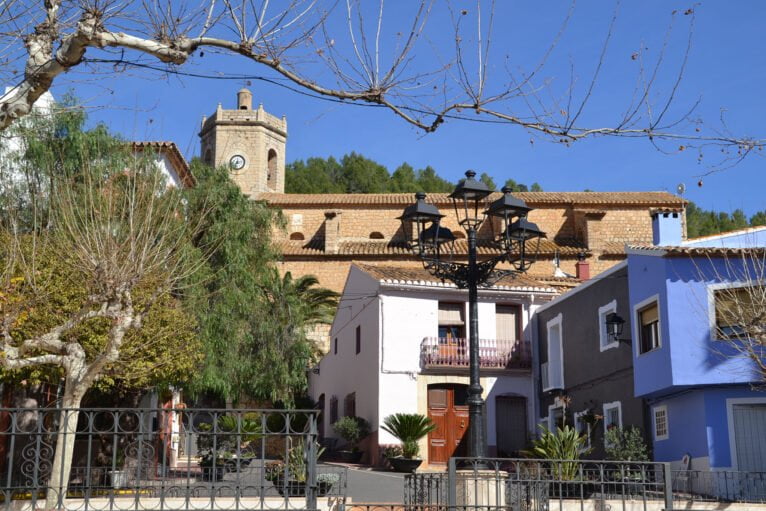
(405, 457, 673, 511)
(671, 469, 766, 503)
(0, 407, 347, 511)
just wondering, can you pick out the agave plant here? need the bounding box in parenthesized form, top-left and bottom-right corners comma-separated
(522, 425, 590, 480)
(381, 413, 437, 459)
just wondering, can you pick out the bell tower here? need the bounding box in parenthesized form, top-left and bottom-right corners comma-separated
(199, 88, 287, 194)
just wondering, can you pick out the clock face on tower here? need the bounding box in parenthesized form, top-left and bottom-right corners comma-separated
(229, 154, 246, 172)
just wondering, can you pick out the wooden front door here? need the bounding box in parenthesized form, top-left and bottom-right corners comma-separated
(427, 384, 469, 464)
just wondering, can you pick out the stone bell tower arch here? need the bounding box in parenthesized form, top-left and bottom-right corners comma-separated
(199, 88, 287, 194)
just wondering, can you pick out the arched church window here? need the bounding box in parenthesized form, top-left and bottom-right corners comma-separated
(369, 232, 385, 239)
(290, 232, 305, 241)
(204, 149, 212, 166)
(267, 149, 278, 190)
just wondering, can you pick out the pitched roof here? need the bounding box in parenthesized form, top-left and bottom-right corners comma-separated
(627, 245, 766, 257)
(258, 191, 685, 207)
(132, 141, 194, 187)
(353, 264, 559, 292)
(275, 237, 586, 257)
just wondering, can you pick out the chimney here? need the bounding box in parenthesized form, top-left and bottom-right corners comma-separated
(237, 88, 253, 110)
(652, 211, 683, 246)
(575, 252, 590, 281)
(324, 211, 341, 254)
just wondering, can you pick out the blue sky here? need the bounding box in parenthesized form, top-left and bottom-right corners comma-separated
(56, 1, 764, 215)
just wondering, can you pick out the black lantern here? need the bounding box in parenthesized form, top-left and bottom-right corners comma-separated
(605, 312, 628, 343)
(449, 170, 492, 228)
(399, 170, 547, 464)
(398, 192, 445, 256)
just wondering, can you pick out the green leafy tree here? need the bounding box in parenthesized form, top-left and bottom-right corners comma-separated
(390, 163, 419, 192)
(416, 165, 454, 192)
(0, 108, 202, 507)
(479, 172, 496, 191)
(183, 160, 280, 404)
(249, 269, 339, 404)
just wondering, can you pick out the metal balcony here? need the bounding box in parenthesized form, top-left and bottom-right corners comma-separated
(420, 337, 532, 371)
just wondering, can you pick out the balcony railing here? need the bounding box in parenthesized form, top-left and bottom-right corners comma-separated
(420, 337, 531, 370)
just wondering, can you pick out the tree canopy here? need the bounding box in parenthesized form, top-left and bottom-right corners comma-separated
(686, 202, 766, 238)
(286, 153, 541, 194)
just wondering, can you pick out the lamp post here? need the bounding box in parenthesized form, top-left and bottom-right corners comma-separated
(398, 170, 545, 460)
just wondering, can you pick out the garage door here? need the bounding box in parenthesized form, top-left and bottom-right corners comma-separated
(733, 404, 766, 471)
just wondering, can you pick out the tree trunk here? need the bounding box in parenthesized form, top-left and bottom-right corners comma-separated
(45, 384, 85, 510)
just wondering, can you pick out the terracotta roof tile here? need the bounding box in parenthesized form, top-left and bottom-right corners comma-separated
(627, 245, 766, 257)
(132, 141, 194, 187)
(354, 264, 557, 292)
(258, 191, 685, 207)
(275, 237, 585, 257)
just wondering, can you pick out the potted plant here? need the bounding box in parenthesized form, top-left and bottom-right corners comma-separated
(266, 440, 326, 497)
(381, 413, 436, 473)
(331, 416, 370, 463)
(107, 449, 129, 489)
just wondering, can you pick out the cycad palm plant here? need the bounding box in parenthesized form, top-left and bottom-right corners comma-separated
(381, 413, 437, 459)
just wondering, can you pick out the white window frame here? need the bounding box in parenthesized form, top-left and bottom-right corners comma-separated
(598, 299, 619, 352)
(573, 410, 592, 448)
(653, 405, 669, 441)
(633, 294, 662, 357)
(548, 404, 564, 431)
(707, 282, 764, 342)
(543, 313, 564, 391)
(603, 401, 623, 430)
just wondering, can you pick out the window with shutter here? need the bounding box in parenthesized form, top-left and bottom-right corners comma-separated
(638, 302, 660, 354)
(438, 302, 465, 339)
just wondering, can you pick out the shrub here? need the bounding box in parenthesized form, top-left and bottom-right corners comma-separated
(604, 426, 649, 461)
(381, 413, 437, 459)
(522, 425, 590, 480)
(332, 416, 370, 451)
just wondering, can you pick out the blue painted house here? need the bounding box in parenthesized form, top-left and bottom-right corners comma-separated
(627, 220, 766, 473)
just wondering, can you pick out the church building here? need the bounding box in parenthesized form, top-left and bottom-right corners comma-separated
(199, 90, 687, 349)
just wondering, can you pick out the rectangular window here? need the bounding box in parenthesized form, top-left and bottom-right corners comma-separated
(598, 300, 619, 351)
(329, 396, 338, 424)
(544, 314, 564, 390)
(355, 326, 361, 354)
(714, 286, 763, 339)
(573, 411, 592, 448)
(344, 392, 356, 418)
(496, 304, 520, 341)
(438, 302, 465, 339)
(653, 405, 669, 441)
(334, 337, 338, 355)
(638, 302, 660, 354)
(603, 401, 622, 431)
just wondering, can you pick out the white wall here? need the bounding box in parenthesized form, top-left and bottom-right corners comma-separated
(309, 267, 381, 440)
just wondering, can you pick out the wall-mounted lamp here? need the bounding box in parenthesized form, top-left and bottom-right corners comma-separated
(605, 312, 631, 344)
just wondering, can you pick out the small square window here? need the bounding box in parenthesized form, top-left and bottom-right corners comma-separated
(638, 302, 660, 354)
(653, 406, 668, 441)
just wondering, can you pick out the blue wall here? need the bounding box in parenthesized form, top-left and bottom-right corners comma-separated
(627, 253, 673, 397)
(653, 386, 764, 468)
(629, 253, 761, 398)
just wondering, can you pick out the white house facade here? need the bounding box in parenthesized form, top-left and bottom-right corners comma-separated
(309, 264, 559, 466)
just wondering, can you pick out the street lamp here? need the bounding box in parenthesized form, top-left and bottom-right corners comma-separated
(398, 170, 545, 461)
(605, 312, 631, 344)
